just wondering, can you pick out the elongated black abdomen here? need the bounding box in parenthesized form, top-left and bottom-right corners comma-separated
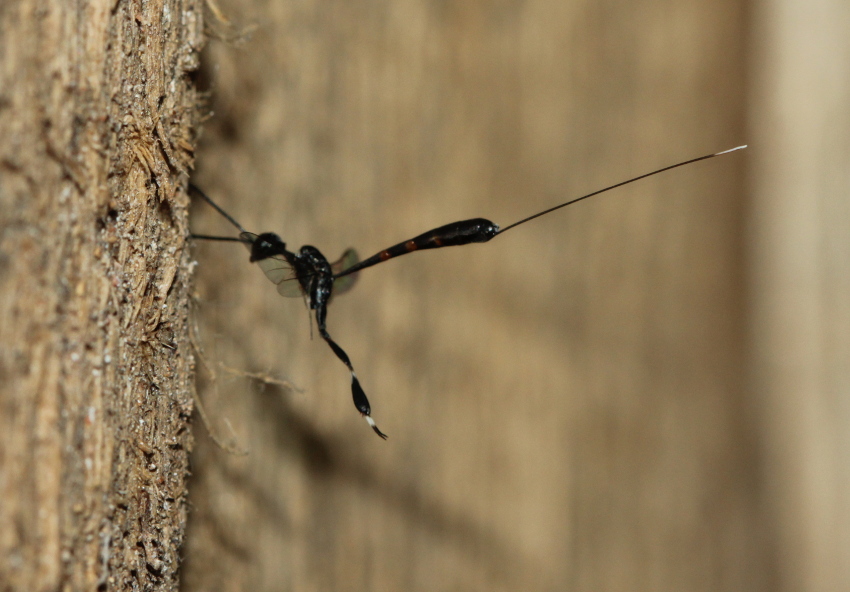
(416, 218, 500, 247)
(334, 218, 499, 277)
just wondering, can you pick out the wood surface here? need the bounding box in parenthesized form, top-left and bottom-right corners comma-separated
(748, 0, 850, 589)
(185, 0, 763, 590)
(2, 0, 848, 590)
(0, 0, 201, 590)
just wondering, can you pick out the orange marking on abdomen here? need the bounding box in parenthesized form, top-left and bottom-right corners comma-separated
(405, 240, 418, 252)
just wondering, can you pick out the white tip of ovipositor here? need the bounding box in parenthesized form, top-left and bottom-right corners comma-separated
(716, 145, 747, 156)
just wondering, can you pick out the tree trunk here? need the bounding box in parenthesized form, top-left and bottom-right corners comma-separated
(0, 0, 201, 590)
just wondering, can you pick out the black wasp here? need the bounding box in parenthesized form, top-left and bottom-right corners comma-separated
(191, 145, 746, 439)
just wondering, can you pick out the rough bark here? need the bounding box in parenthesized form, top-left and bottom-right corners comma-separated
(0, 0, 202, 590)
(183, 0, 771, 590)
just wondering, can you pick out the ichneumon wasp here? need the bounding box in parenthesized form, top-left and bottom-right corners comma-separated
(191, 145, 746, 439)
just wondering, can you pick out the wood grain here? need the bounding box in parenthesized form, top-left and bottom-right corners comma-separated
(0, 0, 202, 589)
(184, 0, 770, 591)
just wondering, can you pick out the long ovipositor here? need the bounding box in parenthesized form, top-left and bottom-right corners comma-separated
(190, 145, 747, 439)
(334, 145, 747, 280)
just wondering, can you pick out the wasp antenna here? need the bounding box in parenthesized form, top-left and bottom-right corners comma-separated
(190, 233, 252, 243)
(189, 184, 249, 234)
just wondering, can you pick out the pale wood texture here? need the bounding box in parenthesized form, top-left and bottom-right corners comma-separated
(749, 0, 850, 589)
(0, 0, 202, 590)
(183, 0, 771, 591)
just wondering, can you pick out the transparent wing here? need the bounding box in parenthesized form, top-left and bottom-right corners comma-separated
(251, 255, 304, 297)
(240, 231, 305, 298)
(276, 276, 306, 298)
(330, 248, 360, 298)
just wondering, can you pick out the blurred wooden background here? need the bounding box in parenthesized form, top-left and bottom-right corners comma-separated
(182, 0, 848, 591)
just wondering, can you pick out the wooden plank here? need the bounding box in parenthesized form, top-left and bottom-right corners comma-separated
(185, 0, 763, 589)
(749, 0, 850, 589)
